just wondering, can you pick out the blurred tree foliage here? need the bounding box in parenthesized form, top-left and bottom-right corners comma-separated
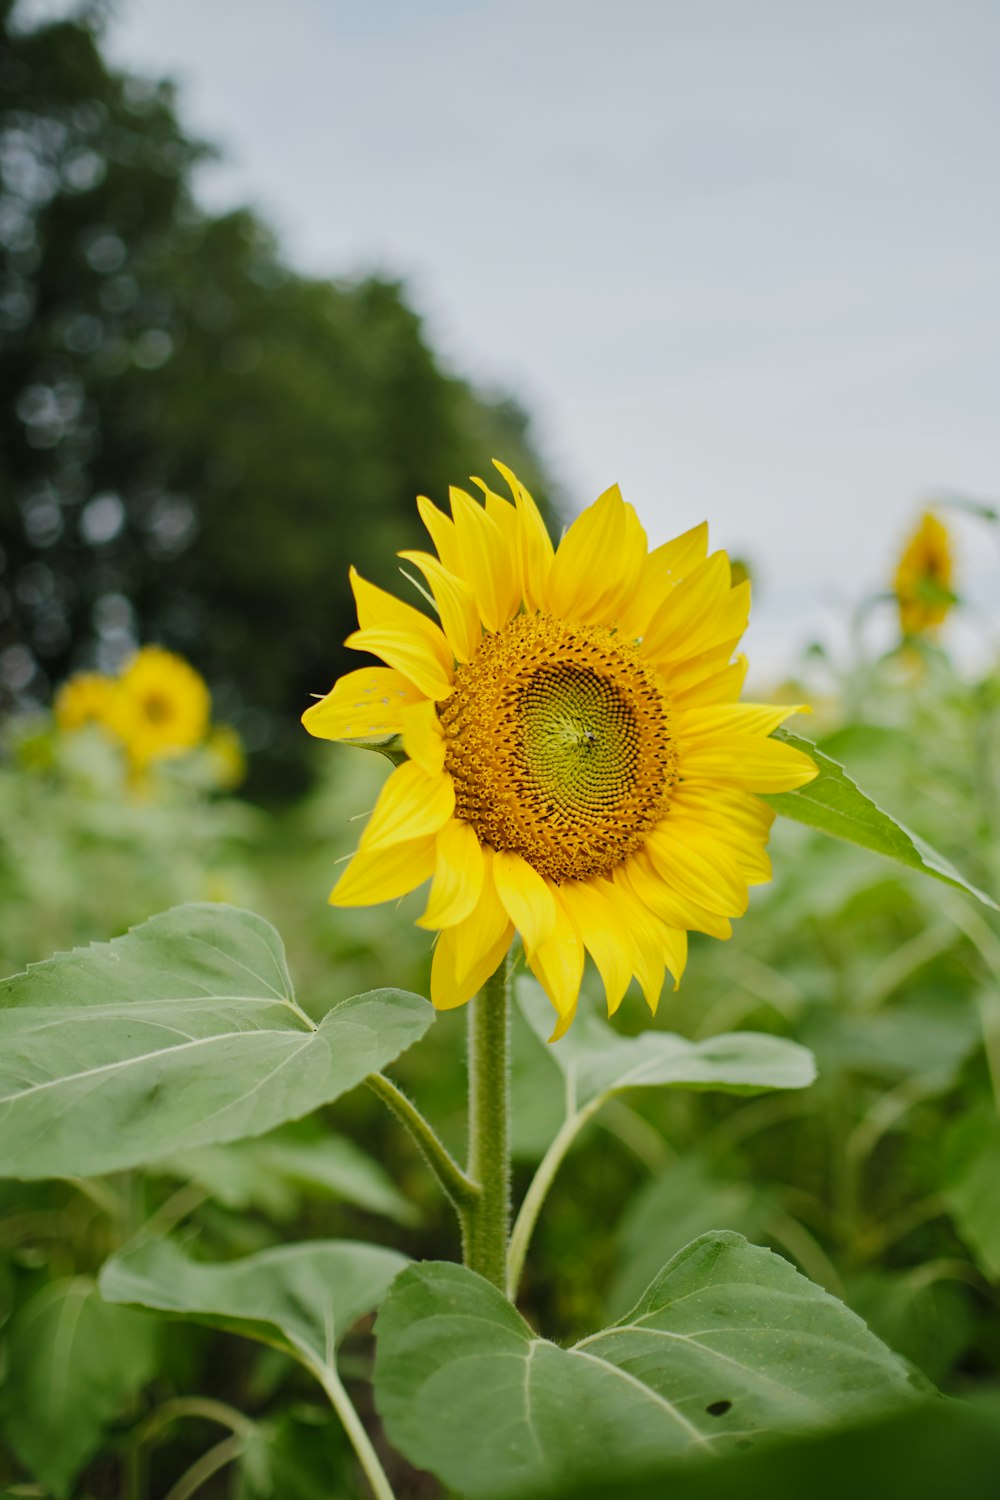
(0, 0, 554, 788)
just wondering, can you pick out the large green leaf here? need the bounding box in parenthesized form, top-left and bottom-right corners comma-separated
(100, 1236, 407, 1375)
(374, 1232, 921, 1498)
(510, 1396, 1000, 1500)
(765, 731, 998, 910)
(520, 979, 816, 1108)
(0, 1277, 158, 1498)
(0, 903, 434, 1179)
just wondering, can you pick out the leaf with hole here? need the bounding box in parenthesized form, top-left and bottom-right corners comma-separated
(374, 1232, 923, 1498)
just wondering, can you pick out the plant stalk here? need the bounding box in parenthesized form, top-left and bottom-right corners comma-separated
(462, 955, 511, 1292)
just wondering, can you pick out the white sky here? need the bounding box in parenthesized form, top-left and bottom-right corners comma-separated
(94, 0, 1000, 672)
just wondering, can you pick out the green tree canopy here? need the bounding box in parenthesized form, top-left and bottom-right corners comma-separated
(0, 0, 554, 785)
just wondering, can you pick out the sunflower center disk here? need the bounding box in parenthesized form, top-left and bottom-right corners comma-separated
(440, 613, 676, 882)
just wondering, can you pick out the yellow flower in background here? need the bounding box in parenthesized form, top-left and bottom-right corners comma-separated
(894, 511, 955, 637)
(304, 463, 817, 1036)
(118, 645, 211, 766)
(53, 671, 123, 737)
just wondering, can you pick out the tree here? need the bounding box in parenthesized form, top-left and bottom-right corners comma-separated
(0, 1, 554, 786)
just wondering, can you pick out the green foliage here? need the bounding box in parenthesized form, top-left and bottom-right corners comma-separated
(0, 4, 554, 779)
(519, 976, 816, 1104)
(766, 729, 998, 909)
(0, 1276, 158, 1497)
(373, 1234, 920, 1498)
(0, 902, 433, 1177)
(101, 1237, 408, 1370)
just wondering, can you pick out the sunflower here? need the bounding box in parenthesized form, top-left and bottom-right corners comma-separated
(893, 510, 955, 637)
(54, 671, 122, 737)
(118, 645, 211, 766)
(304, 464, 816, 1036)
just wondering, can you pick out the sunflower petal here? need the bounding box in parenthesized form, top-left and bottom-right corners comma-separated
(681, 735, 818, 792)
(431, 915, 513, 1011)
(617, 521, 710, 639)
(492, 852, 557, 954)
(417, 494, 463, 575)
(678, 702, 810, 741)
(670, 655, 748, 708)
(401, 698, 446, 775)
(448, 486, 520, 631)
(301, 667, 422, 742)
(345, 627, 453, 701)
(526, 890, 585, 1033)
(644, 823, 749, 917)
(419, 817, 486, 930)
(547, 484, 647, 624)
(330, 836, 436, 907)
(491, 459, 554, 611)
(558, 878, 633, 1015)
(399, 549, 481, 664)
(641, 551, 731, 660)
(359, 761, 455, 852)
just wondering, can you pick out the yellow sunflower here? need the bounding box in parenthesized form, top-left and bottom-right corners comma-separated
(118, 645, 211, 766)
(304, 464, 816, 1036)
(893, 510, 955, 637)
(53, 671, 122, 737)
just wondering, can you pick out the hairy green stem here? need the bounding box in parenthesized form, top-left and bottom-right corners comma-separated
(366, 1073, 478, 1211)
(507, 1096, 604, 1299)
(462, 956, 511, 1292)
(311, 1358, 397, 1500)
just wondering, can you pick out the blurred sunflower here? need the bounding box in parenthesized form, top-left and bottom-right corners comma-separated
(304, 464, 816, 1035)
(54, 671, 122, 737)
(119, 646, 211, 766)
(894, 511, 955, 638)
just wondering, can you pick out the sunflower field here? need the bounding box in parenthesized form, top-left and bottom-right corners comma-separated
(2, 474, 1000, 1500)
(4, 7, 1000, 1498)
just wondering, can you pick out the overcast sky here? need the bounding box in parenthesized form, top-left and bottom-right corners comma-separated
(91, 0, 1000, 671)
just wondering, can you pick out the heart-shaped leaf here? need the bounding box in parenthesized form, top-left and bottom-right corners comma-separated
(519, 980, 815, 1109)
(100, 1236, 407, 1374)
(0, 903, 434, 1178)
(375, 1232, 922, 1498)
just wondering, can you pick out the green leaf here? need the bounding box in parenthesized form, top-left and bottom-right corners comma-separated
(943, 1109, 1000, 1280)
(374, 1233, 921, 1498)
(0, 1277, 158, 1498)
(100, 1236, 407, 1377)
(608, 1157, 772, 1318)
(519, 979, 816, 1109)
(508, 1395, 1000, 1500)
(157, 1127, 417, 1225)
(0, 903, 434, 1179)
(764, 731, 998, 910)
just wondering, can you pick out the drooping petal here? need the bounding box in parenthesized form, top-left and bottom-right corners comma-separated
(330, 836, 436, 907)
(401, 697, 446, 775)
(620, 851, 734, 941)
(419, 817, 485, 930)
(644, 823, 749, 917)
(492, 851, 557, 954)
(301, 667, 422, 742)
(451, 852, 512, 991)
(558, 877, 633, 1016)
(345, 627, 454, 702)
(431, 914, 513, 1011)
(527, 889, 585, 1036)
(359, 760, 455, 852)
(398, 549, 481, 664)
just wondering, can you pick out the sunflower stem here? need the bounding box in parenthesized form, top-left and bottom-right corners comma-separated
(463, 954, 511, 1293)
(365, 1072, 479, 1211)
